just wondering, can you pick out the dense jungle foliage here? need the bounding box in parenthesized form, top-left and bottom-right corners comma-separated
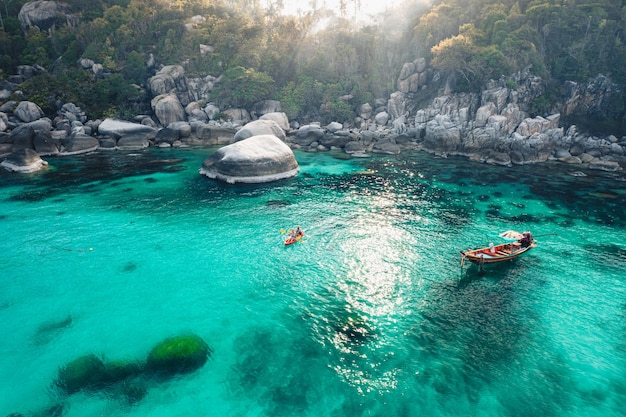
(0, 0, 625, 131)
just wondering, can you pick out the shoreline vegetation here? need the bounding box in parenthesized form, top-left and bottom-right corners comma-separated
(1, 1, 625, 178)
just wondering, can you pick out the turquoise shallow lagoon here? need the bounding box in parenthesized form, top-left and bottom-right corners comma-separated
(1, 148, 625, 416)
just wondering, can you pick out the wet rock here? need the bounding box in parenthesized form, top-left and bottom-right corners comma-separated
(117, 133, 150, 150)
(61, 132, 99, 155)
(1, 148, 48, 172)
(154, 126, 180, 145)
(344, 141, 366, 154)
(373, 140, 401, 155)
(588, 160, 621, 171)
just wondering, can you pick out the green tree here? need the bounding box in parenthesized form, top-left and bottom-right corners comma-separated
(210, 66, 275, 109)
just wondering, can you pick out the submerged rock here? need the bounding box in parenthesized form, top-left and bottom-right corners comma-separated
(0, 148, 47, 172)
(55, 353, 143, 395)
(200, 134, 299, 183)
(55, 354, 108, 394)
(146, 334, 211, 375)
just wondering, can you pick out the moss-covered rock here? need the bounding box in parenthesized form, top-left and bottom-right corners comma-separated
(55, 354, 144, 395)
(146, 334, 211, 375)
(55, 353, 108, 394)
(104, 359, 144, 383)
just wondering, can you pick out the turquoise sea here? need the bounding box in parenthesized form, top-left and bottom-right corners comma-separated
(1, 147, 625, 417)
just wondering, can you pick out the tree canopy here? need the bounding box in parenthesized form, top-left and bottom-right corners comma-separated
(0, 0, 624, 131)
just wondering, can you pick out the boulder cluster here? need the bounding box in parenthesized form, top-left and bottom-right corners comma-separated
(1, 56, 625, 179)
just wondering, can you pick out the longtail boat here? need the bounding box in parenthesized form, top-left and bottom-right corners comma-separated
(461, 231, 535, 267)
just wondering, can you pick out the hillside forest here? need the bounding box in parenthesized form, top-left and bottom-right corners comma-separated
(1, 0, 625, 134)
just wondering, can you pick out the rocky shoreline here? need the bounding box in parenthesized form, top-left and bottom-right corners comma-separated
(1, 63, 625, 179)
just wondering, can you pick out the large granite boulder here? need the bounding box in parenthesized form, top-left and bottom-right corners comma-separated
(18, 0, 74, 32)
(200, 134, 299, 183)
(154, 126, 180, 146)
(98, 118, 157, 138)
(251, 100, 281, 118)
(233, 119, 285, 142)
(294, 125, 324, 146)
(117, 133, 150, 150)
(151, 94, 186, 126)
(193, 123, 236, 145)
(222, 108, 251, 125)
(14, 101, 44, 123)
(61, 132, 99, 155)
(148, 65, 186, 96)
(33, 129, 60, 155)
(259, 112, 289, 131)
(1, 148, 48, 172)
(9, 125, 35, 150)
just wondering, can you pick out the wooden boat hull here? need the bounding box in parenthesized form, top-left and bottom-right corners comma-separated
(462, 242, 535, 264)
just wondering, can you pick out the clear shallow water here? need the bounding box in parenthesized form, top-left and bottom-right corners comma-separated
(1, 148, 625, 417)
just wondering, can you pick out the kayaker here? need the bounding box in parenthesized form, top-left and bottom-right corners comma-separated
(295, 226, 302, 237)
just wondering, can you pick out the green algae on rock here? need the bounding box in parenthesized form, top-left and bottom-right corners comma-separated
(55, 354, 108, 394)
(55, 354, 144, 395)
(146, 334, 212, 375)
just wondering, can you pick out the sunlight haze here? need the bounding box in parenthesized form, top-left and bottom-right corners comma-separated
(276, 0, 391, 19)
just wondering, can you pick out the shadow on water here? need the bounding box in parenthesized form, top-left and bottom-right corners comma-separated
(32, 315, 73, 346)
(388, 153, 626, 228)
(228, 282, 394, 416)
(229, 324, 330, 417)
(1, 150, 188, 203)
(408, 259, 576, 416)
(582, 242, 626, 272)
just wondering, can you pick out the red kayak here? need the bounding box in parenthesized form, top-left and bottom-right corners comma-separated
(285, 232, 304, 246)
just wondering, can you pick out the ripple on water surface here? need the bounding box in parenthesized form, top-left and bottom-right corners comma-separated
(0, 148, 625, 416)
